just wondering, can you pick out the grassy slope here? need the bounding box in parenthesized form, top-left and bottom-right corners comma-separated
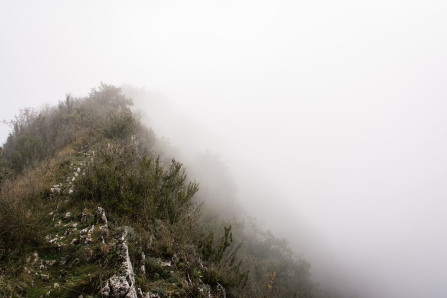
(0, 84, 333, 297)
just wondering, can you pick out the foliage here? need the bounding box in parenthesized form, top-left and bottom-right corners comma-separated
(1, 83, 138, 174)
(74, 144, 198, 226)
(0, 83, 332, 297)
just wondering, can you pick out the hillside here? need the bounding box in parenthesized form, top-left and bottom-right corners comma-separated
(0, 84, 337, 297)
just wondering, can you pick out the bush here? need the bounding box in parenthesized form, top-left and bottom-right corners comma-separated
(74, 143, 198, 226)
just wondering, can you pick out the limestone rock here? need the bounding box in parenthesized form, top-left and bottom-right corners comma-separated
(95, 207, 108, 228)
(85, 225, 95, 244)
(103, 228, 137, 297)
(63, 212, 71, 221)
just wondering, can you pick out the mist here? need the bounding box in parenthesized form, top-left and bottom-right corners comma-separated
(2, 1, 447, 297)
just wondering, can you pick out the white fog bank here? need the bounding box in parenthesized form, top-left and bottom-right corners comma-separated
(2, 1, 447, 297)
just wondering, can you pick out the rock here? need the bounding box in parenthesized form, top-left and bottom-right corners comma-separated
(104, 228, 137, 297)
(45, 290, 51, 296)
(140, 252, 146, 275)
(46, 260, 57, 266)
(32, 252, 39, 265)
(63, 212, 71, 221)
(217, 283, 226, 298)
(158, 260, 171, 267)
(101, 281, 111, 297)
(65, 227, 76, 236)
(54, 282, 60, 289)
(137, 288, 160, 298)
(138, 288, 160, 298)
(51, 187, 61, 195)
(95, 207, 108, 227)
(85, 225, 95, 244)
(109, 276, 135, 297)
(41, 273, 50, 280)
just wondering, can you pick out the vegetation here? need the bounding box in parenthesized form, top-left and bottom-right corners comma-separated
(0, 84, 334, 297)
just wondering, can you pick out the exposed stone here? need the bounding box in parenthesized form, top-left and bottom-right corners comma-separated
(104, 228, 137, 297)
(32, 252, 39, 265)
(101, 281, 111, 297)
(63, 212, 71, 221)
(85, 225, 95, 244)
(137, 288, 160, 298)
(140, 252, 146, 275)
(96, 207, 108, 228)
(46, 260, 57, 266)
(51, 187, 61, 195)
(217, 283, 226, 298)
(158, 259, 171, 267)
(41, 273, 50, 280)
(65, 227, 76, 236)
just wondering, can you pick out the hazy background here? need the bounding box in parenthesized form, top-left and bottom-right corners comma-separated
(2, 1, 447, 297)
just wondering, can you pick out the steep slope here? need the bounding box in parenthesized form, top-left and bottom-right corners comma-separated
(0, 84, 335, 297)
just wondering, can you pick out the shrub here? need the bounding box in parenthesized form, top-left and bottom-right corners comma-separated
(74, 143, 198, 226)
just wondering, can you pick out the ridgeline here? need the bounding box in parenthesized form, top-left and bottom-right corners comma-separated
(0, 84, 338, 297)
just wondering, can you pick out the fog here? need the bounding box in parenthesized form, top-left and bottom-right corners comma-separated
(2, 1, 447, 297)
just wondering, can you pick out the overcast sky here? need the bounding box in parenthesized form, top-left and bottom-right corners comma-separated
(2, 1, 447, 297)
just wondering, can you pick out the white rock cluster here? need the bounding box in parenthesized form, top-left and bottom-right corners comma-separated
(102, 228, 137, 297)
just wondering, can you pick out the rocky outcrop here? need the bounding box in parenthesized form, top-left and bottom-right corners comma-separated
(102, 228, 137, 298)
(96, 206, 108, 228)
